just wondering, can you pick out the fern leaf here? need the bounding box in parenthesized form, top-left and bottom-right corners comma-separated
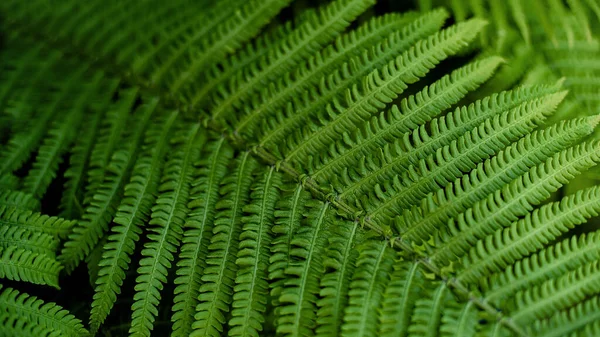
(430, 142, 600, 265)
(235, 11, 422, 137)
(0, 42, 47, 111)
(378, 81, 567, 172)
(476, 321, 511, 337)
(484, 231, 600, 305)
(378, 261, 424, 337)
(22, 71, 109, 199)
(276, 200, 331, 337)
(0, 64, 87, 177)
(78, 2, 203, 65)
(209, 0, 376, 125)
(165, 0, 293, 98)
(173, 138, 237, 337)
(315, 219, 361, 337)
(408, 283, 450, 337)
(0, 226, 58, 257)
(510, 261, 600, 323)
(282, 19, 488, 165)
(86, 235, 106, 287)
(0, 246, 61, 288)
(0, 190, 40, 212)
(228, 166, 281, 337)
(60, 98, 157, 273)
(90, 110, 179, 333)
(531, 295, 600, 337)
(473, 44, 535, 98)
(310, 56, 504, 181)
(269, 184, 310, 308)
(340, 239, 394, 337)
(0, 313, 56, 337)
(188, 149, 254, 337)
(0, 206, 74, 240)
(334, 83, 561, 207)
(190, 19, 296, 111)
(0, 285, 88, 337)
(257, 9, 449, 150)
(120, 4, 214, 70)
(60, 84, 116, 219)
(440, 301, 479, 337)
(399, 116, 598, 244)
(82, 88, 137, 203)
(361, 91, 565, 226)
(508, 0, 531, 45)
(458, 186, 600, 284)
(130, 0, 238, 76)
(21, 106, 81, 199)
(129, 122, 205, 337)
(0, 174, 19, 192)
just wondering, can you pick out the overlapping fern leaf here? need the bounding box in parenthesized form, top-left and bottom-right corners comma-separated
(2, 0, 600, 336)
(425, 0, 600, 187)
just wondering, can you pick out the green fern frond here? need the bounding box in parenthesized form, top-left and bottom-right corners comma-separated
(334, 86, 566, 204)
(90, 110, 179, 333)
(22, 72, 106, 199)
(60, 88, 116, 219)
(4, 1, 600, 337)
(510, 261, 600, 323)
(440, 301, 479, 337)
(257, 9, 449, 150)
(81, 88, 137, 203)
(484, 231, 600, 305)
(269, 184, 310, 309)
(0, 56, 88, 178)
(458, 185, 600, 284)
(165, 0, 293, 99)
(234, 11, 422, 137)
(0, 206, 75, 240)
(129, 0, 238, 77)
(209, 0, 376, 125)
(339, 90, 566, 229)
(404, 81, 566, 162)
(368, 92, 564, 223)
(0, 226, 58, 257)
(0, 313, 55, 337)
(0, 246, 61, 288)
(408, 283, 450, 337)
(178, 139, 239, 337)
(229, 166, 281, 337)
(0, 285, 88, 337)
(86, 235, 106, 287)
(340, 240, 393, 337)
(0, 190, 40, 212)
(130, 122, 205, 337)
(276, 200, 331, 337)
(531, 295, 600, 337)
(430, 142, 600, 265)
(378, 261, 424, 337)
(282, 18, 488, 165)
(315, 219, 361, 337)
(398, 116, 598, 244)
(190, 19, 296, 111)
(60, 98, 157, 272)
(310, 56, 504, 181)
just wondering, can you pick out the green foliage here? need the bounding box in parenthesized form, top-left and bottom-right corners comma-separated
(0, 284, 88, 337)
(1, 0, 600, 337)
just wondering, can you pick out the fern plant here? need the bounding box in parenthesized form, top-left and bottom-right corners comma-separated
(1, 0, 600, 337)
